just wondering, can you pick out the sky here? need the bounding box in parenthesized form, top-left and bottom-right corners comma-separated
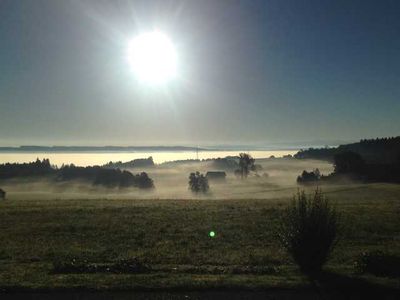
(0, 0, 399, 147)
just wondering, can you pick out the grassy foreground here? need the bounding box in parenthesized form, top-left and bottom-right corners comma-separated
(0, 183, 399, 292)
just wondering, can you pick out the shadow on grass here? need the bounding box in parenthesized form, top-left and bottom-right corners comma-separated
(1, 274, 399, 300)
(311, 271, 400, 299)
(354, 251, 400, 278)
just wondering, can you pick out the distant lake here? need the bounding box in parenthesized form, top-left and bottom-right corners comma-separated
(0, 150, 298, 167)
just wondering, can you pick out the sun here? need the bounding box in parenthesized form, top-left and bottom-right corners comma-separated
(127, 31, 177, 84)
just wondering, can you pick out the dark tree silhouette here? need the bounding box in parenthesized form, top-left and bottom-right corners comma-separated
(236, 153, 255, 179)
(0, 159, 155, 189)
(297, 169, 321, 184)
(58, 165, 154, 189)
(334, 151, 365, 174)
(0, 188, 5, 200)
(132, 172, 154, 189)
(188, 171, 209, 193)
(295, 136, 400, 163)
(0, 158, 55, 179)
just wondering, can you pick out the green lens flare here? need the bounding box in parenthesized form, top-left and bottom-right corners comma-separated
(209, 231, 216, 237)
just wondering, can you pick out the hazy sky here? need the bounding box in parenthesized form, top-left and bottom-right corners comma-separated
(1, 0, 399, 147)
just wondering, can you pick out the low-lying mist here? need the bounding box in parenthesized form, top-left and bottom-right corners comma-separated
(1, 158, 334, 201)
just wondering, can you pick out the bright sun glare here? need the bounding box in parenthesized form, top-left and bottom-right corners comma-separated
(127, 31, 177, 84)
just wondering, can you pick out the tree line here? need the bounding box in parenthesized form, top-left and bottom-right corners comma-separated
(0, 159, 154, 189)
(298, 150, 400, 184)
(295, 136, 400, 163)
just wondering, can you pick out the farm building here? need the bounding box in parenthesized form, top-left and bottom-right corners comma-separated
(206, 171, 226, 181)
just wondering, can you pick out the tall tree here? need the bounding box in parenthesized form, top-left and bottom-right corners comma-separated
(188, 171, 209, 193)
(237, 153, 255, 179)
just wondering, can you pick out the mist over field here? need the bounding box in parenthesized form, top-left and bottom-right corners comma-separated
(1, 158, 332, 200)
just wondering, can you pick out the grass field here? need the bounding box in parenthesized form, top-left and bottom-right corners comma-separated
(0, 159, 399, 295)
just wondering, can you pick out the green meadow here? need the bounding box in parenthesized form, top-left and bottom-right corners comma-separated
(0, 158, 399, 293)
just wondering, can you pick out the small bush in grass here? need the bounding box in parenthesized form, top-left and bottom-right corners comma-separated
(279, 189, 339, 275)
(354, 251, 400, 277)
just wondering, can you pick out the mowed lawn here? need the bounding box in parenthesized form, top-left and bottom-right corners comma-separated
(0, 183, 399, 291)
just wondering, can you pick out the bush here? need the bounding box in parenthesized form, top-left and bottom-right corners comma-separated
(133, 172, 154, 189)
(189, 171, 209, 193)
(279, 189, 339, 275)
(297, 169, 321, 184)
(354, 251, 400, 277)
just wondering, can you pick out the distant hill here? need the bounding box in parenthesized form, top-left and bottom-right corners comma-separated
(103, 157, 155, 169)
(0, 146, 206, 152)
(294, 137, 400, 163)
(159, 157, 239, 170)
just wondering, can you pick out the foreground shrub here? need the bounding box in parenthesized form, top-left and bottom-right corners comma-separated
(354, 251, 400, 277)
(279, 189, 339, 275)
(189, 171, 209, 193)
